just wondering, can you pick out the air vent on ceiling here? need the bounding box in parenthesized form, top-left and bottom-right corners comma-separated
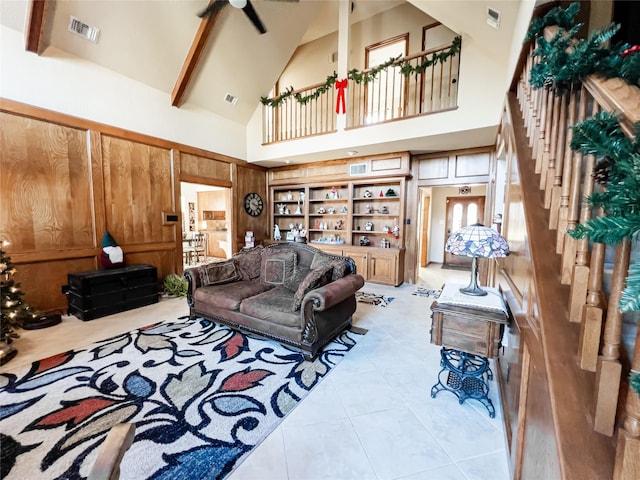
(486, 8, 500, 30)
(68, 16, 100, 43)
(349, 163, 368, 176)
(224, 93, 239, 106)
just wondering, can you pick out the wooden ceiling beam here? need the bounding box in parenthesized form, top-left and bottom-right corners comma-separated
(25, 0, 49, 54)
(171, 4, 222, 108)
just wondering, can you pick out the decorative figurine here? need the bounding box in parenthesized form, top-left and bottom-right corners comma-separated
(393, 224, 400, 239)
(317, 207, 326, 214)
(341, 206, 348, 214)
(330, 186, 338, 199)
(335, 219, 344, 230)
(327, 207, 335, 214)
(278, 204, 286, 214)
(359, 236, 370, 246)
(365, 204, 371, 214)
(363, 189, 372, 198)
(274, 225, 282, 241)
(381, 206, 389, 214)
(365, 221, 374, 231)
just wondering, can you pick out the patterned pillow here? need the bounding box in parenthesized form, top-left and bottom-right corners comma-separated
(292, 264, 333, 311)
(310, 253, 350, 281)
(284, 266, 311, 293)
(262, 249, 297, 285)
(198, 261, 242, 286)
(235, 246, 264, 281)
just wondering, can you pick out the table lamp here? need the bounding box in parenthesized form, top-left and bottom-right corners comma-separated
(445, 223, 510, 296)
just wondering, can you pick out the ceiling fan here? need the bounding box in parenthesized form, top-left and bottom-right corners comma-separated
(198, 0, 298, 35)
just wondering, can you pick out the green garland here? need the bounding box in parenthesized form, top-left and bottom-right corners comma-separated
(567, 111, 640, 314)
(261, 36, 461, 107)
(527, 2, 640, 91)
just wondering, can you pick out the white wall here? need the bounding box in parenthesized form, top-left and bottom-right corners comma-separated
(428, 184, 487, 263)
(0, 26, 247, 160)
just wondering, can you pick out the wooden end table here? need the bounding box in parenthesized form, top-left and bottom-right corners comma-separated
(429, 283, 509, 417)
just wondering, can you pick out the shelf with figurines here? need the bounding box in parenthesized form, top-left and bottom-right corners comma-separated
(311, 218, 346, 231)
(309, 233, 346, 245)
(352, 185, 400, 201)
(309, 204, 349, 216)
(308, 185, 348, 202)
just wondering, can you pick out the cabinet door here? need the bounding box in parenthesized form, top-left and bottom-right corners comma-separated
(344, 249, 369, 279)
(368, 252, 397, 285)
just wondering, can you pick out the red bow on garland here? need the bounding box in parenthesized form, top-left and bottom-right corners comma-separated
(335, 79, 348, 114)
(622, 45, 640, 57)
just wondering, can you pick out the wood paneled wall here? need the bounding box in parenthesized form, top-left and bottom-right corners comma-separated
(0, 100, 266, 314)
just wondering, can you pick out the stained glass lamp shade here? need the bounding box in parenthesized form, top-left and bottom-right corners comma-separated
(445, 223, 510, 296)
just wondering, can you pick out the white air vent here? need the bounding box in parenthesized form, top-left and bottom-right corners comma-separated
(349, 163, 368, 176)
(487, 8, 500, 30)
(224, 93, 239, 106)
(68, 16, 100, 43)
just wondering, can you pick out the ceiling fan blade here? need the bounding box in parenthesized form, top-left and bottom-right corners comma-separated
(242, 0, 267, 34)
(197, 0, 228, 19)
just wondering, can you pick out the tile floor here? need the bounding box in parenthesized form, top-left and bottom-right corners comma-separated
(1, 264, 510, 480)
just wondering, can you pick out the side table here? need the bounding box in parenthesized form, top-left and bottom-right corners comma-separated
(429, 283, 509, 417)
(431, 348, 496, 417)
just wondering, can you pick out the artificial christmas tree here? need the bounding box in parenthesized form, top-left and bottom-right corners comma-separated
(0, 240, 39, 364)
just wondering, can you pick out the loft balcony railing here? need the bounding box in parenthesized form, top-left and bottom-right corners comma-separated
(261, 41, 460, 144)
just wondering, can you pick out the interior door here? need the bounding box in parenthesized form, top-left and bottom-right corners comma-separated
(443, 195, 485, 268)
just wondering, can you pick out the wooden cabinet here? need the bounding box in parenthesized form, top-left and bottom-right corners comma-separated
(270, 178, 406, 286)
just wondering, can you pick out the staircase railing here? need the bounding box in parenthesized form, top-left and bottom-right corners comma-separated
(501, 25, 640, 479)
(261, 41, 460, 144)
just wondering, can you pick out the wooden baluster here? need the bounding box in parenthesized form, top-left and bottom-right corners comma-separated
(547, 92, 566, 212)
(541, 93, 560, 191)
(536, 87, 553, 174)
(578, 238, 605, 370)
(613, 325, 640, 479)
(594, 237, 632, 436)
(571, 100, 599, 323)
(556, 87, 577, 253)
(527, 60, 539, 141)
(534, 87, 548, 170)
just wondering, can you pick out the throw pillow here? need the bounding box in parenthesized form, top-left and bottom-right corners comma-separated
(284, 266, 311, 293)
(198, 261, 242, 286)
(99, 231, 125, 269)
(310, 253, 350, 281)
(292, 264, 333, 311)
(263, 249, 297, 285)
(235, 246, 264, 281)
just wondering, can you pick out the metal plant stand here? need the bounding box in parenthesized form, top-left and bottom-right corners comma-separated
(431, 347, 495, 418)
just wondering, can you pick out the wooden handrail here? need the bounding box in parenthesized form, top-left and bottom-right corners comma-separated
(501, 17, 640, 478)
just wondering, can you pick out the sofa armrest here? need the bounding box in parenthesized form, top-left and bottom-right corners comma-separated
(303, 274, 365, 312)
(183, 259, 237, 307)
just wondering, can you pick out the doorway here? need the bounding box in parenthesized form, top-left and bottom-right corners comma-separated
(181, 182, 231, 268)
(442, 195, 485, 269)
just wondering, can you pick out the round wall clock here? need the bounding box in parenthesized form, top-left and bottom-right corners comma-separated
(243, 192, 263, 216)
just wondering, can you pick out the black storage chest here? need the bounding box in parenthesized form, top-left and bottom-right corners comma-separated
(64, 264, 159, 320)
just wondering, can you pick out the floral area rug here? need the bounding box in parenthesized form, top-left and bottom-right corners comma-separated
(355, 291, 395, 307)
(0, 318, 365, 480)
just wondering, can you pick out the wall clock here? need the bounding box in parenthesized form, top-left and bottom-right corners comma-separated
(243, 192, 263, 217)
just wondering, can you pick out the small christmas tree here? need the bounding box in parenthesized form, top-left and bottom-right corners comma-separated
(1, 241, 38, 344)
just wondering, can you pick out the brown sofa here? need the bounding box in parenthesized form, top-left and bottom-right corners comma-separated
(183, 242, 365, 359)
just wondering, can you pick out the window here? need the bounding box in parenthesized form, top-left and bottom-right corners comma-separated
(364, 34, 408, 124)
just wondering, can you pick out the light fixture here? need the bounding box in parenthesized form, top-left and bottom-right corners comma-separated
(347, 150, 358, 157)
(229, 0, 247, 8)
(445, 223, 509, 296)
